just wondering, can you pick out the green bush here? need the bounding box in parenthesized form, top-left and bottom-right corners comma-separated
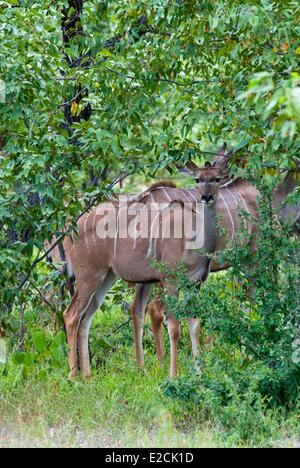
(159, 179, 299, 442)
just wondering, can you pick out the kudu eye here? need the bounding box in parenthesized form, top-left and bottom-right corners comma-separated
(195, 178, 200, 183)
(216, 178, 221, 183)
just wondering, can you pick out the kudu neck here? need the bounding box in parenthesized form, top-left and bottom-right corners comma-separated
(203, 202, 218, 253)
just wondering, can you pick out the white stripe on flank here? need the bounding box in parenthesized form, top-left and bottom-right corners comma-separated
(226, 188, 239, 208)
(113, 211, 119, 258)
(150, 192, 156, 204)
(237, 192, 251, 216)
(92, 212, 97, 248)
(146, 202, 171, 258)
(147, 211, 161, 258)
(133, 213, 139, 249)
(236, 192, 251, 231)
(162, 188, 172, 202)
(185, 189, 198, 203)
(147, 192, 159, 258)
(219, 193, 235, 240)
(114, 205, 128, 257)
(84, 216, 90, 253)
(182, 190, 191, 203)
(114, 204, 125, 257)
(221, 179, 234, 188)
(226, 189, 248, 230)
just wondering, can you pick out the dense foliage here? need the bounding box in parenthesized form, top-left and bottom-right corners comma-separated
(161, 186, 300, 405)
(0, 0, 300, 446)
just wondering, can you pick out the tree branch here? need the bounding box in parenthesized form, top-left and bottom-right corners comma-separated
(102, 65, 216, 96)
(29, 280, 57, 313)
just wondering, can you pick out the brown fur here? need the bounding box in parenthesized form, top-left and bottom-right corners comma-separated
(60, 152, 299, 380)
(149, 180, 177, 190)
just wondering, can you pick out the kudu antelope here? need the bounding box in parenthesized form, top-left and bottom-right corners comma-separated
(62, 146, 243, 380)
(58, 144, 298, 379)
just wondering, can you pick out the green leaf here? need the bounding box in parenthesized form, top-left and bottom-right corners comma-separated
(32, 331, 48, 353)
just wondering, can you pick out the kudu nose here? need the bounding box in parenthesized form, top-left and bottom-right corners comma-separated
(202, 194, 214, 204)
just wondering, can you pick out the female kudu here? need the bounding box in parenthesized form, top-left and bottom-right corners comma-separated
(62, 152, 238, 380)
(58, 144, 298, 379)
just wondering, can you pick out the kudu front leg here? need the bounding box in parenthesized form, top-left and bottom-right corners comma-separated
(187, 317, 200, 359)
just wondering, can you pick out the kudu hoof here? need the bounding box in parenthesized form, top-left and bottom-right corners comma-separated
(68, 370, 78, 380)
(83, 374, 92, 382)
(136, 361, 145, 368)
(170, 372, 178, 380)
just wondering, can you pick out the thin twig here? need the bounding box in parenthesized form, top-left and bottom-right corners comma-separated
(102, 64, 215, 95)
(29, 280, 57, 313)
(105, 318, 132, 339)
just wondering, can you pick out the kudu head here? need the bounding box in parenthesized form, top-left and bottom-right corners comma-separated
(179, 143, 234, 205)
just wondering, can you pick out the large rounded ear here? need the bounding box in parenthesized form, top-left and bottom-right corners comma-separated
(177, 161, 199, 176)
(212, 144, 233, 165)
(215, 151, 233, 175)
(217, 142, 227, 157)
(211, 145, 234, 183)
(212, 146, 234, 171)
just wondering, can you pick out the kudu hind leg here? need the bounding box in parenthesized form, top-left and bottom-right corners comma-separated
(78, 270, 116, 380)
(167, 315, 181, 379)
(161, 282, 181, 378)
(63, 291, 81, 379)
(77, 295, 99, 381)
(149, 298, 165, 364)
(64, 289, 100, 380)
(131, 283, 152, 367)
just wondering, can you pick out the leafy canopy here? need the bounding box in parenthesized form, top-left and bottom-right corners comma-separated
(0, 0, 299, 333)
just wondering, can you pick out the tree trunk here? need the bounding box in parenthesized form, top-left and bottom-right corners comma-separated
(61, 0, 92, 136)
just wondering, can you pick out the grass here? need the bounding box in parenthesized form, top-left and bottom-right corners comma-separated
(0, 349, 219, 448)
(0, 304, 299, 448)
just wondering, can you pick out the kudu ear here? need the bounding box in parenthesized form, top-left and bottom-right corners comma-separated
(216, 142, 227, 157)
(177, 161, 199, 176)
(210, 145, 234, 184)
(212, 146, 234, 170)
